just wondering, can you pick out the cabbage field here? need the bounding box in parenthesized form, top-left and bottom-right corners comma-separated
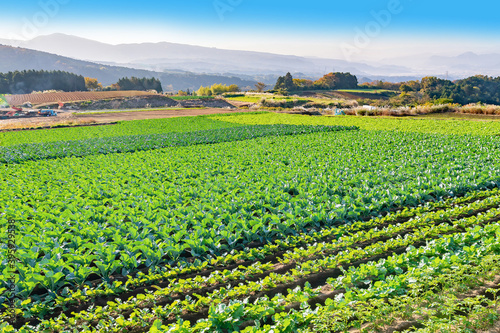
(1, 113, 500, 332)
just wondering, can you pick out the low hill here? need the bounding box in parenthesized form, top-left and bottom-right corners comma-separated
(0, 45, 257, 92)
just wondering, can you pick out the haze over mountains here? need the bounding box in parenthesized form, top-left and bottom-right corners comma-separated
(0, 45, 258, 92)
(1, 33, 499, 91)
(377, 52, 500, 78)
(1, 34, 412, 78)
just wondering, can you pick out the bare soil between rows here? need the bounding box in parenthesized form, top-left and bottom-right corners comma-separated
(348, 274, 500, 333)
(11, 196, 500, 330)
(156, 215, 500, 332)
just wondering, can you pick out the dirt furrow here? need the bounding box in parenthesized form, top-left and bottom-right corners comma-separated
(195, 216, 500, 333)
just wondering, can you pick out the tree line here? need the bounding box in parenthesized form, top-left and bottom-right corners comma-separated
(0, 70, 163, 94)
(0, 70, 86, 94)
(89, 76, 162, 93)
(364, 75, 500, 106)
(115, 77, 163, 93)
(419, 75, 500, 105)
(274, 72, 500, 106)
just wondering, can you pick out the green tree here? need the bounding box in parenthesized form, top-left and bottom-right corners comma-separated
(406, 80, 421, 92)
(274, 76, 285, 90)
(195, 83, 239, 96)
(283, 72, 295, 90)
(196, 86, 212, 96)
(0, 70, 86, 94)
(274, 72, 296, 91)
(116, 77, 163, 92)
(399, 84, 412, 93)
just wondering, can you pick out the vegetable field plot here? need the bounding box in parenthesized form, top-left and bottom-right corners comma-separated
(0, 116, 241, 146)
(5, 91, 157, 107)
(210, 112, 500, 136)
(0, 113, 500, 332)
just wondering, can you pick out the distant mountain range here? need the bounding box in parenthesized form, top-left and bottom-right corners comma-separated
(0, 34, 421, 79)
(0, 44, 258, 92)
(1, 33, 499, 91)
(426, 52, 500, 76)
(377, 52, 500, 78)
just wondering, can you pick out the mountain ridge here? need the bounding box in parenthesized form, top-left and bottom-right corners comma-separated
(0, 44, 258, 92)
(2, 34, 499, 91)
(2, 33, 417, 78)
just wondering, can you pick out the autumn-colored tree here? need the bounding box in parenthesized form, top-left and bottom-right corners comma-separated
(314, 73, 337, 89)
(293, 79, 314, 89)
(314, 72, 358, 90)
(110, 83, 120, 91)
(85, 77, 102, 91)
(361, 80, 400, 90)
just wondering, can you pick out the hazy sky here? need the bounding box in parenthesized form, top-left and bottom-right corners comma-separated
(2, 0, 500, 62)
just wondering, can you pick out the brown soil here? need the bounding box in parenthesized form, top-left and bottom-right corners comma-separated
(5, 91, 157, 107)
(74, 108, 254, 122)
(42, 95, 179, 110)
(0, 111, 97, 130)
(349, 275, 500, 333)
(0, 121, 117, 132)
(479, 320, 500, 333)
(334, 91, 390, 100)
(227, 100, 257, 108)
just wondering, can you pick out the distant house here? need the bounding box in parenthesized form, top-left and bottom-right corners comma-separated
(362, 105, 376, 110)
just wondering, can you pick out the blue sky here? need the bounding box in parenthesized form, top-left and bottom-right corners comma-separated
(2, 0, 499, 60)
